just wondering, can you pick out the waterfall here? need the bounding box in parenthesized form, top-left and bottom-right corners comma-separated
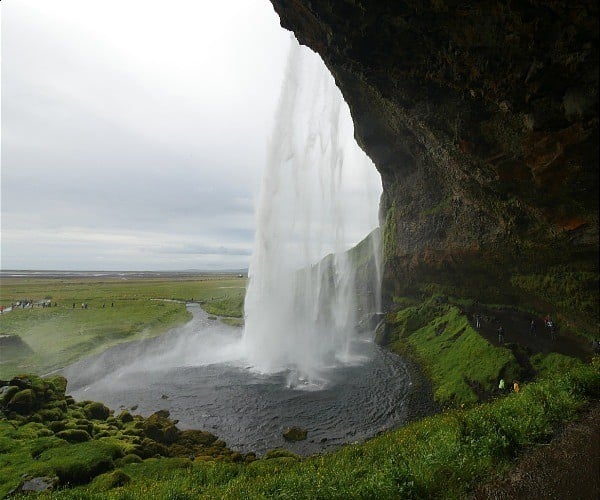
(242, 38, 381, 386)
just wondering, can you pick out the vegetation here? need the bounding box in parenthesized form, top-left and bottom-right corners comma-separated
(1, 361, 596, 498)
(0, 276, 246, 378)
(381, 297, 521, 405)
(1, 277, 597, 498)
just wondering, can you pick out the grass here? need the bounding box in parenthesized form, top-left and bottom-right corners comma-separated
(0, 275, 246, 378)
(383, 298, 521, 405)
(1, 276, 598, 498)
(33, 360, 598, 499)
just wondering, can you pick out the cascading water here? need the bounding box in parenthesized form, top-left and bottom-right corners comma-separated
(60, 38, 426, 458)
(242, 38, 382, 385)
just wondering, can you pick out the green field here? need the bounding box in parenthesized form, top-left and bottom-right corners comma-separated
(0, 275, 246, 378)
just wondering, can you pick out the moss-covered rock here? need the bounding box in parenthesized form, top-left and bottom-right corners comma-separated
(56, 429, 92, 443)
(137, 438, 169, 459)
(45, 375, 68, 396)
(0, 385, 20, 405)
(118, 410, 133, 423)
(7, 389, 35, 414)
(89, 470, 131, 491)
(282, 426, 308, 441)
(115, 453, 143, 467)
(142, 410, 179, 444)
(263, 448, 301, 460)
(84, 402, 111, 421)
(37, 407, 65, 422)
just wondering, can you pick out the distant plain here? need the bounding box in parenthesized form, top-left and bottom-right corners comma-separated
(0, 274, 246, 378)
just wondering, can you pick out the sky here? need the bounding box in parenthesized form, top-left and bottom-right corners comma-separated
(1, 0, 382, 271)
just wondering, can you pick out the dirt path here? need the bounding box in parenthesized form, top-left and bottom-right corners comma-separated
(463, 305, 593, 362)
(472, 403, 600, 499)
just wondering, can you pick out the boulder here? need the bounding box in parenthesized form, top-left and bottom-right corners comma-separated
(84, 402, 111, 420)
(7, 389, 35, 414)
(282, 426, 308, 441)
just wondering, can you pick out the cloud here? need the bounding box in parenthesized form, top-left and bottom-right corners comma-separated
(1, 0, 382, 271)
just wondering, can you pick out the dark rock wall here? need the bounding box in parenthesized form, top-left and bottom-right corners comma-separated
(269, 1, 598, 332)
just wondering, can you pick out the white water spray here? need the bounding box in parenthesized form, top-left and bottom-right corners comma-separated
(243, 39, 382, 385)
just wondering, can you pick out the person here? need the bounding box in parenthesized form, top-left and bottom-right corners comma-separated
(497, 325, 505, 345)
(593, 339, 600, 355)
(513, 381, 520, 393)
(544, 314, 554, 329)
(475, 314, 481, 329)
(550, 322, 557, 340)
(530, 319, 536, 336)
(498, 378, 505, 392)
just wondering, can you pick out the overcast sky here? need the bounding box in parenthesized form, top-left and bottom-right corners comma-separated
(1, 0, 381, 271)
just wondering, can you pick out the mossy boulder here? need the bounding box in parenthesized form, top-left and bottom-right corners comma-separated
(38, 440, 122, 484)
(89, 470, 131, 491)
(137, 438, 169, 458)
(7, 389, 35, 414)
(56, 429, 92, 443)
(84, 402, 111, 421)
(37, 407, 65, 422)
(142, 410, 179, 444)
(178, 429, 217, 447)
(0, 385, 20, 405)
(118, 410, 133, 423)
(282, 426, 308, 441)
(45, 375, 68, 396)
(263, 448, 301, 460)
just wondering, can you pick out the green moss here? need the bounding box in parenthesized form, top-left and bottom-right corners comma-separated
(7, 388, 35, 413)
(56, 429, 92, 443)
(386, 300, 520, 405)
(89, 470, 131, 491)
(263, 448, 301, 460)
(37, 440, 122, 484)
(84, 402, 111, 421)
(531, 352, 584, 378)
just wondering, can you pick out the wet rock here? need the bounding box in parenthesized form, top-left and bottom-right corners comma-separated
(283, 426, 308, 441)
(16, 476, 59, 493)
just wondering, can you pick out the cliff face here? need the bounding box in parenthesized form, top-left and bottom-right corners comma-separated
(269, 1, 598, 333)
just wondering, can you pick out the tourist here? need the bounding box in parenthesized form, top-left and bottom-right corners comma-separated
(497, 325, 505, 345)
(513, 381, 520, 393)
(530, 319, 536, 336)
(474, 314, 481, 329)
(498, 378, 505, 392)
(550, 322, 557, 340)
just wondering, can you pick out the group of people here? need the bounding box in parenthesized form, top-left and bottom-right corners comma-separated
(72, 302, 114, 309)
(472, 313, 560, 346)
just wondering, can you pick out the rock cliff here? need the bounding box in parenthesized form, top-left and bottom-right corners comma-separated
(269, 0, 598, 334)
